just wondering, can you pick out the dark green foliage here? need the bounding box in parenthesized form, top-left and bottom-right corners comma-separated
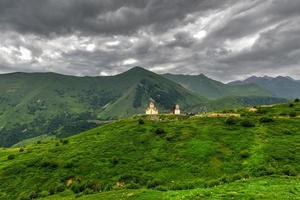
(61, 139, 69, 145)
(138, 119, 145, 125)
(282, 166, 297, 176)
(19, 148, 25, 152)
(259, 117, 274, 123)
(289, 112, 297, 117)
(239, 150, 250, 159)
(7, 154, 15, 160)
(48, 183, 65, 195)
(289, 103, 294, 108)
(40, 160, 58, 169)
(154, 128, 165, 135)
(225, 116, 238, 125)
(240, 120, 255, 127)
(295, 98, 300, 103)
(147, 179, 163, 188)
(111, 156, 119, 165)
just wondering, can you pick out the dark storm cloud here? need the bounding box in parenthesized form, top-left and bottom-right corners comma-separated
(0, 0, 300, 81)
(0, 0, 230, 36)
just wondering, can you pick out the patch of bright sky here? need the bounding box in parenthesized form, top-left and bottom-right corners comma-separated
(123, 58, 138, 65)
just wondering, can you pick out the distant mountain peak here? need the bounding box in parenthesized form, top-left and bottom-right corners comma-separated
(127, 66, 149, 73)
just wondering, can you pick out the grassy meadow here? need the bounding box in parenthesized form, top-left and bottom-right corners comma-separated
(0, 100, 299, 199)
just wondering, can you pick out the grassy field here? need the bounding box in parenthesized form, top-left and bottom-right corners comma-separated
(0, 101, 299, 199)
(41, 176, 300, 200)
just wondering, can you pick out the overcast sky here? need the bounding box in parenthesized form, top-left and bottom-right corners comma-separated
(0, 0, 299, 81)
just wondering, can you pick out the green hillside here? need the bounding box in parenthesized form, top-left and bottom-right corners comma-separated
(163, 74, 272, 99)
(0, 101, 299, 199)
(0, 67, 205, 146)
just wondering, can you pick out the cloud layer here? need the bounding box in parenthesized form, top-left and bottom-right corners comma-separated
(0, 0, 299, 81)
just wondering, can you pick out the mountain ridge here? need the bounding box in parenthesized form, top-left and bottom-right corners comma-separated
(230, 75, 300, 98)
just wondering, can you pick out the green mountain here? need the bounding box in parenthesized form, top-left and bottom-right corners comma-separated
(0, 67, 205, 146)
(0, 101, 299, 199)
(230, 76, 300, 99)
(163, 74, 272, 99)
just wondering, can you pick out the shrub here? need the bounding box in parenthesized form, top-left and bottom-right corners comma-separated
(156, 185, 168, 191)
(70, 182, 81, 193)
(289, 112, 297, 117)
(239, 150, 250, 159)
(283, 129, 293, 135)
(55, 184, 65, 193)
(154, 128, 165, 135)
(204, 180, 221, 188)
(126, 182, 141, 189)
(282, 165, 297, 176)
(19, 148, 25, 152)
(111, 156, 119, 165)
(295, 98, 300, 103)
(225, 116, 238, 125)
(147, 179, 163, 188)
(7, 154, 15, 160)
(259, 117, 274, 123)
(40, 160, 58, 169)
(138, 119, 145, 125)
(83, 188, 93, 195)
(289, 103, 294, 108)
(61, 139, 69, 145)
(240, 120, 255, 127)
(169, 183, 194, 190)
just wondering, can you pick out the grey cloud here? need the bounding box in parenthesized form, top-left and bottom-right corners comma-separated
(0, 0, 299, 82)
(0, 0, 230, 36)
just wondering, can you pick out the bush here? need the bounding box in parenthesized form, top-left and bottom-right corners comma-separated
(70, 182, 81, 193)
(289, 112, 297, 117)
(282, 165, 297, 176)
(295, 98, 300, 103)
(147, 179, 163, 188)
(126, 182, 141, 189)
(19, 148, 25, 152)
(240, 120, 255, 127)
(61, 139, 69, 145)
(138, 119, 145, 125)
(289, 103, 294, 108)
(239, 150, 250, 159)
(111, 156, 119, 165)
(204, 179, 221, 188)
(48, 183, 65, 195)
(7, 154, 15, 160)
(156, 185, 168, 191)
(40, 160, 58, 169)
(154, 128, 165, 135)
(259, 117, 274, 123)
(283, 129, 293, 135)
(225, 117, 238, 125)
